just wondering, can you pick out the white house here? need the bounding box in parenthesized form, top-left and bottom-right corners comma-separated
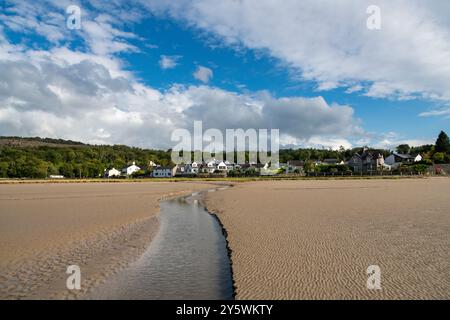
(122, 161, 141, 176)
(107, 168, 121, 178)
(207, 159, 218, 166)
(152, 166, 176, 178)
(205, 159, 218, 173)
(385, 153, 422, 166)
(414, 154, 423, 162)
(217, 161, 228, 171)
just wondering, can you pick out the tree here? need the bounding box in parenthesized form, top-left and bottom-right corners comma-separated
(396, 144, 410, 154)
(0, 162, 9, 178)
(59, 163, 74, 178)
(435, 131, 450, 153)
(433, 152, 445, 163)
(303, 160, 314, 172)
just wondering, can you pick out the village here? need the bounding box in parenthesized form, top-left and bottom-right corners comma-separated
(104, 147, 445, 179)
(2, 131, 448, 180)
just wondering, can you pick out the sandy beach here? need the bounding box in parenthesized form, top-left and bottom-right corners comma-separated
(205, 178, 450, 299)
(0, 181, 215, 299)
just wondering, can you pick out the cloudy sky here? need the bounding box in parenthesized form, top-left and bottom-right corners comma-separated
(0, 0, 449, 150)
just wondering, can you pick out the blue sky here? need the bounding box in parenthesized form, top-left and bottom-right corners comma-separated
(0, 0, 449, 149)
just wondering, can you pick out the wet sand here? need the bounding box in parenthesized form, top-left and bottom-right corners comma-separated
(205, 178, 450, 299)
(0, 181, 215, 299)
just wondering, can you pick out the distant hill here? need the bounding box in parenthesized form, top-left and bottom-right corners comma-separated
(0, 136, 87, 148)
(0, 136, 172, 179)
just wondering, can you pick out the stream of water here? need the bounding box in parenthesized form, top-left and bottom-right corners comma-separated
(89, 189, 234, 299)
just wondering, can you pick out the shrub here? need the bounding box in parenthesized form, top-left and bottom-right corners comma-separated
(416, 159, 433, 166)
(411, 164, 429, 173)
(131, 170, 146, 178)
(244, 168, 259, 177)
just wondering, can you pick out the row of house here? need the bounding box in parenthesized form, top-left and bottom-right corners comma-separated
(348, 149, 422, 172)
(164, 159, 268, 177)
(109, 159, 270, 178)
(280, 149, 423, 174)
(104, 149, 424, 178)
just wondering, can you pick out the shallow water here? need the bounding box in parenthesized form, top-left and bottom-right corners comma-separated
(89, 191, 234, 299)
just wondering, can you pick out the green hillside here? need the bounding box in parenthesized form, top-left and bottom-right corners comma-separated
(0, 137, 172, 178)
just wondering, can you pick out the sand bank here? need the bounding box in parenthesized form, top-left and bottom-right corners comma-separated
(205, 178, 450, 299)
(0, 181, 215, 299)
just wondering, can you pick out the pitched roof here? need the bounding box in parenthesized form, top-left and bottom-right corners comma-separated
(288, 160, 305, 166)
(155, 165, 175, 170)
(392, 152, 414, 159)
(360, 150, 383, 160)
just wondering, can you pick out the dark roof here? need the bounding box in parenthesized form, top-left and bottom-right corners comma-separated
(350, 150, 384, 161)
(288, 160, 305, 166)
(392, 152, 414, 159)
(155, 165, 175, 170)
(238, 163, 265, 169)
(361, 150, 383, 160)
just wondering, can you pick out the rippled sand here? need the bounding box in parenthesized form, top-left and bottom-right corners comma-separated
(0, 181, 214, 299)
(205, 178, 450, 299)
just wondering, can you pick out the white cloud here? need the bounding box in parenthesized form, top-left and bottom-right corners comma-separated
(144, 0, 450, 102)
(82, 17, 138, 56)
(360, 131, 435, 150)
(1, 0, 140, 56)
(4, 0, 441, 150)
(345, 85, 364, 94)
(0, 1, 67, 43)
(419, 108, 450, 119)
(193, 66, 213, 83)
(159, 55, 181, 69)
(0, 1, 371, 151)
(305, 137, 353, 150)
(374, 138, 434, 150)
(0, 32, 363, 149)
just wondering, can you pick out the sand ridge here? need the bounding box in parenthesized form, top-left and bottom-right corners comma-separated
(0, 181, 217, 299)
(205, 178, 450, 299)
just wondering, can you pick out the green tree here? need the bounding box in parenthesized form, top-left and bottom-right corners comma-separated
(35, 160, 50, 178)
(435, 131, 450, 153)
(396, 144, 410, 154)
(59, 163, 74, 178)
(433, 152, 445, 163)
(0, 161, 9, 178)
(412, 164, 429, 174)
(303, 160, 314, 172)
